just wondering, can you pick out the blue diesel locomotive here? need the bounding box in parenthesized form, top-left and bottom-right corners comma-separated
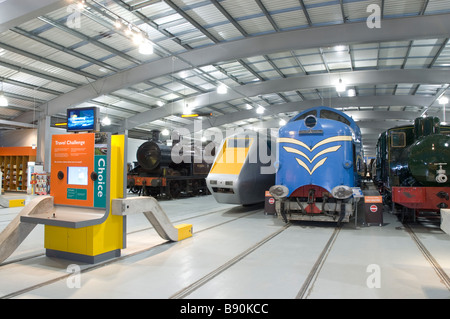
(269, 106, 364, 223)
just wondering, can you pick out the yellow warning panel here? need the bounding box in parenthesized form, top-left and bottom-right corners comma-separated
(175, 224, 193, 241)
(9, 199, 26, 207)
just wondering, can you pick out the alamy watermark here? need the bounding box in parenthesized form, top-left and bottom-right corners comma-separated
(67, 2, 382, 30)
(66, 264, 81, 289)
(366, 264, 381, 289)
(367, 4, 382, 29)
(169, 120, 277, 175)
(66, 4, 82, 29)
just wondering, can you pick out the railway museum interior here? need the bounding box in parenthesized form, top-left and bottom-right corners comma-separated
(1, 0, 450, 303)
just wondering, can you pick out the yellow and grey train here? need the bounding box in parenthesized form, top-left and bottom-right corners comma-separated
(206, 130, 276, 205)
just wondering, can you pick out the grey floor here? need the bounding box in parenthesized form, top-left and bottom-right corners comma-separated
(0, 193, 449, 299)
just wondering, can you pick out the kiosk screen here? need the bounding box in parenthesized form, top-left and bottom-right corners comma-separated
(67, 167, 89, 186)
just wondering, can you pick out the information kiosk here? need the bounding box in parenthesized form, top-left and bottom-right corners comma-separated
(21, 129, 126, 263)
(0, 107, 192, 264)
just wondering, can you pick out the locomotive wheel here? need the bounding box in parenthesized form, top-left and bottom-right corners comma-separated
(130, 186, 140, 194)
(168, 181, 181, 199)
(191, 181, 200, 196)
(399, 206, 415, 223)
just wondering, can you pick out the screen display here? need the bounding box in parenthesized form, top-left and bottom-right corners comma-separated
(67, 167, 89, 186)
(67, 107, 96, 132)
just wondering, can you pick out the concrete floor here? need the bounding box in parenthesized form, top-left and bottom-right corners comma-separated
(0, 193, 449, 299)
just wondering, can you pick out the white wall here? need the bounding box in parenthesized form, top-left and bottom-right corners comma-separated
(127, 137, 144, 164)
(0, 129, 37, 147)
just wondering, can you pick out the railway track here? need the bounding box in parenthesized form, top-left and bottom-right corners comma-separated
(169, 223, 292, 299)
(295, 225, 342, 299)
(2, 205, 449, 299)
(403, 223, 450, 291)
(169, 223, 343, 299)
(0, 206, 262, 299)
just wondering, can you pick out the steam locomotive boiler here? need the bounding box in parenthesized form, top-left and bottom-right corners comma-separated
(127, 132, 212, 199)
(373, 116, 450, 221)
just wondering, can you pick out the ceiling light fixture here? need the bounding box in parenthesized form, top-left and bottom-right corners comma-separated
(124, 24, 133, 37)
(256, 106, 265, 114)
(114, 19, 123, 29)
(348, 89, 356, 97)
(336, 78, 346, 92)
(132, 32, 144, 45)
(101, 116, 111, 126)
(77, 0, 86, 10)
(0, 94, 8, 107)
(217, 83, 227, 94)
(139, 40, 154, 55)
(439, 96, 449, 105)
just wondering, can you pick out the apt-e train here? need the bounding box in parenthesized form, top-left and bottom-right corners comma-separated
(269, 106, 365, 223)
(206, 130, 276, 205)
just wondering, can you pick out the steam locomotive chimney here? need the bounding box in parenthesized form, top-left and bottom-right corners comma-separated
(414, 116, 440, 139)
(151, 130, 161, 142)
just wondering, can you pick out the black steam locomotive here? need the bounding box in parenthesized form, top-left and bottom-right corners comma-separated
(373, 116, 450, 221)
(127, 131, 213, 199)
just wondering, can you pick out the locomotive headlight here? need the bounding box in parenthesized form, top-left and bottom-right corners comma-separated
(269, 185, 289, 199)
(331, 185, 353, 199)
(304, 115, 317, 128)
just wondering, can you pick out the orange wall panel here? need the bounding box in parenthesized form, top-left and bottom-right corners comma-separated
(0, 147, 37, 156)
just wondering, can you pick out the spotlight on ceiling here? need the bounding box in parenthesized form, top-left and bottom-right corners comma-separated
(336, 78, 346, 92)
(217, 83, 228, 94)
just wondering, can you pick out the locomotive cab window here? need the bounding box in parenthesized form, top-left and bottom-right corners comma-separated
(294, 110, 317, 121)
(391, 132, 406, 148)
(319, 110, 351, 126)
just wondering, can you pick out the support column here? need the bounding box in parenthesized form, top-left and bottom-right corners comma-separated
(36, 115, 51, 172)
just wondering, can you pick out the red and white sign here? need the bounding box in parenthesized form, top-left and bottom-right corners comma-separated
(370, 205, 378, 213)
(268, 198, 275, 205)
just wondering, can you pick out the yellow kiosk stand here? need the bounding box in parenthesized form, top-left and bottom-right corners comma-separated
(0, 126, 192, 264)
(21, 132, 125, 263)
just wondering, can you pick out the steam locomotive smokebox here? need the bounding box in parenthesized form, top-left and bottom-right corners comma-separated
(363, 196, 384, 226)
(137, 141, 172, 171)
(264, 191, 276, 215)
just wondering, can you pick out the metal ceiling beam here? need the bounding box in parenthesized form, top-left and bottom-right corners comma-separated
(0, 41, 99, 81)
(0, 59, 79, 88)
(255, 0, 280, 32)
(0, 76, 62, 96)
(12, 27, 120, 73)
(123, 68, 450, 130)
(14, 13, 450, 124)
(0, 0, 67, 34)
(180, 95, 432, 133)
(38, 16, 142, 66)
(0, 119, 36, 129)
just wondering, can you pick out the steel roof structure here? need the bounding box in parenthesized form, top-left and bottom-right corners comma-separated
(1, 0, 450, 157)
